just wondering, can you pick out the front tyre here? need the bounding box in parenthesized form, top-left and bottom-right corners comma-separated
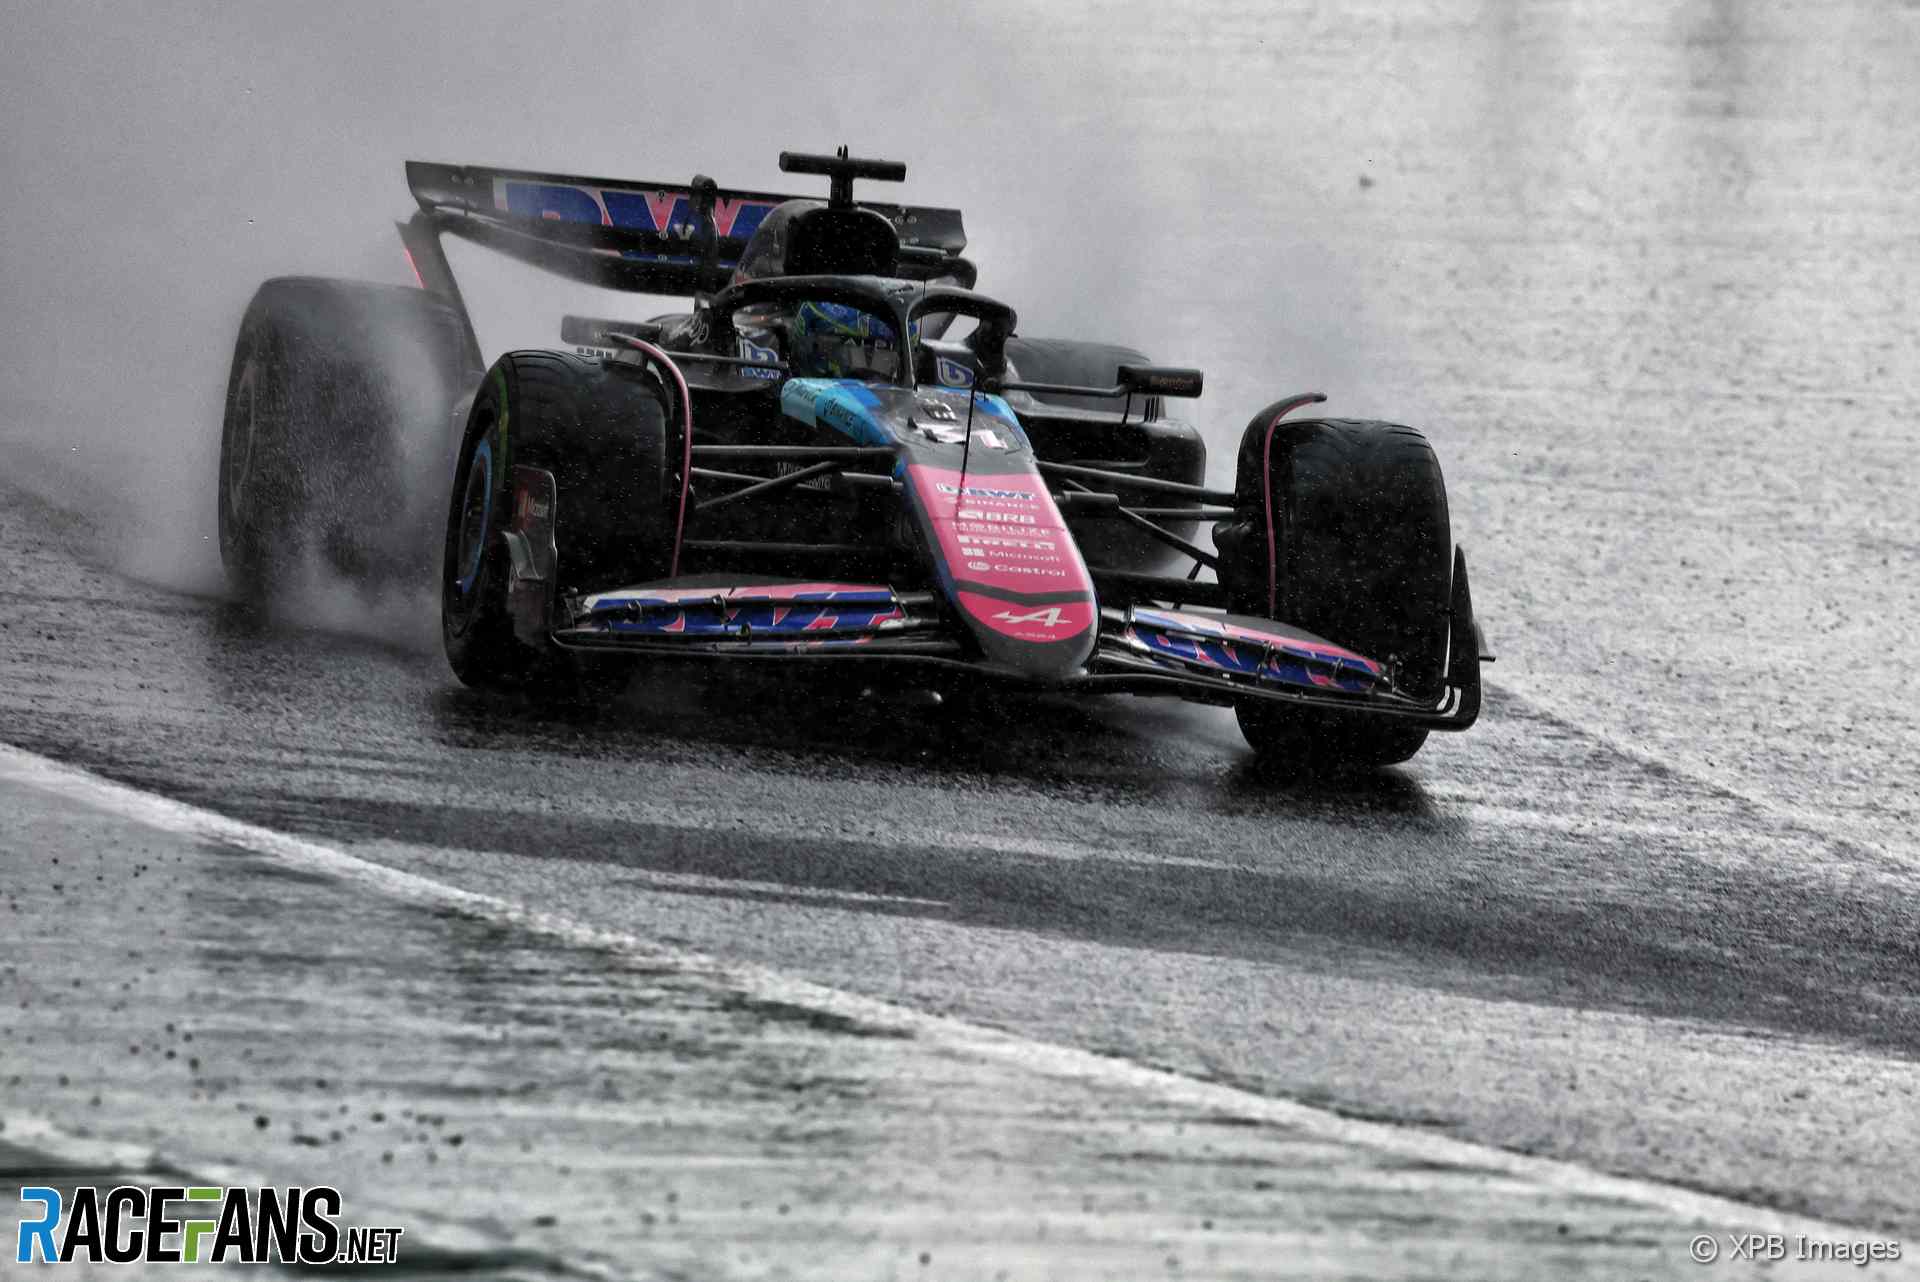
(1232, 701, 1431, 769)
(441, 351, 676, 692)
(1215, 410, 1454, 768)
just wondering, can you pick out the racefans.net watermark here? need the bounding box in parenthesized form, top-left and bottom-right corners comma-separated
(1688, 1232, 1901, 1268)
(16, 1185, 403, 1266)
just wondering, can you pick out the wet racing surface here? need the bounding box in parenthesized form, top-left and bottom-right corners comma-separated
(2, 481, 1916, 1263)
(4, 0, 1919, 1275)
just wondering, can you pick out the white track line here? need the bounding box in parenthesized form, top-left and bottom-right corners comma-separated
(617, 867, 950, 908)
(0, 741, 1871, 1239)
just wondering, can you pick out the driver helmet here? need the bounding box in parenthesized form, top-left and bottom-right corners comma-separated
(789, 300, 916, 381)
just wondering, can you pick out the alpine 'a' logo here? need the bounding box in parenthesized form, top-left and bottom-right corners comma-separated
(993, 606, 1072, 629)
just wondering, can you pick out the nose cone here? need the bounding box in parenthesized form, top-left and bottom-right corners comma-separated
(904, 462, 1097, 681)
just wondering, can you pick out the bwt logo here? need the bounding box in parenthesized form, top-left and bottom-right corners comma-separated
(16, 1185, 404, 1266)
(499, 180, 777, 242)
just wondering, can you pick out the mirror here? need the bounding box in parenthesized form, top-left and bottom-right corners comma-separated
(1117, 364, 1204, 398)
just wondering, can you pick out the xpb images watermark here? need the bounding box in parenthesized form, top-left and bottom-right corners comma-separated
(16, 1185, 404, 1265)
(1690, 1233, 1901, 1267)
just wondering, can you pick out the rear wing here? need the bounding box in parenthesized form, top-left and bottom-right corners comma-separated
(402, 160, 969, 299)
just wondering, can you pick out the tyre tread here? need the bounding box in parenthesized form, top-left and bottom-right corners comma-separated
(1216, 408, 1454, 767)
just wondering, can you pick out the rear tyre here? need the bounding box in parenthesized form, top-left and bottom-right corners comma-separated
(441, 351, 677, 692)
(1215, 410, 1453, 768)
(218, 276, 475, 597)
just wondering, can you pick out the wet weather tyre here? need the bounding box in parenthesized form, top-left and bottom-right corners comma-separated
(441, 351, 676, 692)
(218, 276, 475, 596)
(1216, 411, 1453, 768)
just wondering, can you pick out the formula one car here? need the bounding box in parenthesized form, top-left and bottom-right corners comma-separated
(218, 148, 1484, 764)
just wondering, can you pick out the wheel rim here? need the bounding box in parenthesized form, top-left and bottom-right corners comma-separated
(452, 437, 493, 596)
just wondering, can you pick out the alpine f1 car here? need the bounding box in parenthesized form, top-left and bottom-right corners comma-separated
(218, 147, 1485, 765)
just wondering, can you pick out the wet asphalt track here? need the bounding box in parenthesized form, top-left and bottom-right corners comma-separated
(6, 1, 1920, 1274)
(3, 481, 1916, 1265)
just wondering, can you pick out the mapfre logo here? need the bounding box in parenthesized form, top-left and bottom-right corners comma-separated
(15, 1185, 403, 1266)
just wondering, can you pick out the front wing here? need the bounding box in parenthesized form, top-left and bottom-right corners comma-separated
(550, 580, 1480, 731)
